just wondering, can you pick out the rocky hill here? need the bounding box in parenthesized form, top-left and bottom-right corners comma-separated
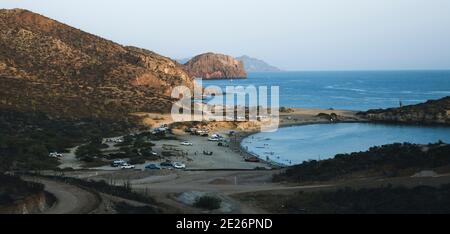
(0, 9, 194, 120)
(236, 55, 281, 72)
(182, 53, 246, 79)
(357, 96, 450, 125)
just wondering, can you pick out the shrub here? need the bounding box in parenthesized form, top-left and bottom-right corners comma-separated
(75, 144, 101, 159)
(194, 195, 221, 210)
(106, 153, 127, 159)
(129, 157, 145, 165)
(274, 142, 450, 183)
(279, 107, 293, 113)
(0, 174, 44, 205)
(114, 201, 160, 214)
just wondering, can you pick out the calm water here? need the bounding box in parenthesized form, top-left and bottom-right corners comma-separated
(204, 71, 450, 165)
(241, 123, 450, 165)
(202, 70, 450, 111)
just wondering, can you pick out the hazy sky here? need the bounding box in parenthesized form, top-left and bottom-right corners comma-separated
(2, 0, 450, 70)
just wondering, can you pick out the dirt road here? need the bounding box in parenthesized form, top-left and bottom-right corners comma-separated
(23, 177, 100, 214)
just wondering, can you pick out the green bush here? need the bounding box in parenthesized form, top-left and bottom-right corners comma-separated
(279, 184, 450, 214)
(0, 175, 44, 205)
(75, 144, 101, 160)
(129, 157, 145, 165)
(194, 195, 221, 210)
(275, 142, 450, 183)
(0, 110, 133, 172)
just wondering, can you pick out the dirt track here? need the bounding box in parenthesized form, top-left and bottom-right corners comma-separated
(23, 177, 100, 214)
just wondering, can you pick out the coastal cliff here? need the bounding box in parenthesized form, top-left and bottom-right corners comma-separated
(0, 191, 51, 214)
(182, 53, 247, 79)
(0, 175, 52, 214)
(0, 9, 193, 120)
(357, 96, 450, 125)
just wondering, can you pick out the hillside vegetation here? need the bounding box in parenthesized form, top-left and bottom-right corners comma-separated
(0, 110, 135, 171)
(239, 184, 450, 214)
(358, 96, 450, 125)
(274, 142, 450, 183)
(0, 9, 193, 120)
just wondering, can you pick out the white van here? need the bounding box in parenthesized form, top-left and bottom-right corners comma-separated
(111, 160, 126, 167)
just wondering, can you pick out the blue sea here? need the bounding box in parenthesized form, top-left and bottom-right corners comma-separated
(203, 70, 450, 165)
(202, 70, 450, 111)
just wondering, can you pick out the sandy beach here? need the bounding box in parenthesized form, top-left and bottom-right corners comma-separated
(49, 107, 450, 214)
(58, 107, 361, 171)
(152, 108, 360, 169)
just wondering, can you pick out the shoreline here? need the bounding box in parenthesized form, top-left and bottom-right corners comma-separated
(222, 107, 363, 167)
(232, 119, 363, 168)
(65, 107, 448, 171)
(235, 119, 450, 167)
(158, 108, 363, 169)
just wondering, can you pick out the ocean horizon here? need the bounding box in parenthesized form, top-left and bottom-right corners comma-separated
(202, 70, 450, 111)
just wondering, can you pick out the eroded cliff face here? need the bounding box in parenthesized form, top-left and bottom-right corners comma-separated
(357, 96, 450, 125)
(182, 53, 247, 79)
(0, 9, 193, 120)
(0, 192, 51, 214)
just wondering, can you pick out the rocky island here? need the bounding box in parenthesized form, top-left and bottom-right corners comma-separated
(182, 52, 247, 79)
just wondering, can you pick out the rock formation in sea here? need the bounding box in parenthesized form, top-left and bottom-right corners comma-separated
(182, 52, 247, 79)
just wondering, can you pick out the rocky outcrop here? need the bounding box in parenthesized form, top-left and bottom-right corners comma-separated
(182, 53, 247, 79)
(0, 191, 52, 214)
(0, 9, 194, 120)
(0, 174, 54, 214)
(357, 96, 450, 125)
(236, 55, 281, 72)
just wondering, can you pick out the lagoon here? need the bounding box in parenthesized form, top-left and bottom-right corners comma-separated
(241, 123, 450, 165)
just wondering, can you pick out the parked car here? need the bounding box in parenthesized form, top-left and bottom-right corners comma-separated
(211, 134, 221, 138)
(104, 138, 123, 143)
(203, 151, 213, 156)
(218, 142, 229, 147)
(145, 164, 161, 170)
(49, 152, 63, 158)
(180, 141, 193, 146)
(172, 162, 186, 169)
(184, 128, 194, 133)
(245, 156, 261, 163)
(120, 163, 135, 169)
(111, 159, 126, 167)
(208, 137, 220, 142)
(148, 151, 158, 156)
(160, 161, 173, 169)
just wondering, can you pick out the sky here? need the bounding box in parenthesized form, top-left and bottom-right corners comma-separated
(2, 0, 450, 71)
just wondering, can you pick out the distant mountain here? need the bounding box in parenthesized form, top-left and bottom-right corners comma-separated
(176, 57, 191, 65)
(182, 53, 246, 79)
(0, 9, 194, 120)
(235, 55, 281, 72)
